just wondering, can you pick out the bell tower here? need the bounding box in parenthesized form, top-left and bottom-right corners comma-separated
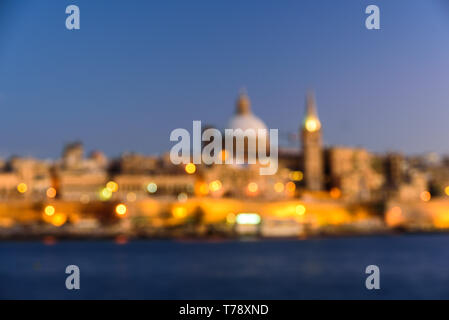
(301, 92, 323, 191)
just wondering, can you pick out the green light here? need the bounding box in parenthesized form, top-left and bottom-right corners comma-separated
(236, 213, 261, 225)
(147, 182, 157, 193)
(99, 188, 112, 201)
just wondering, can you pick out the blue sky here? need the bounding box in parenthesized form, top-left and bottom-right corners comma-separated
(0, 0, 449, 158)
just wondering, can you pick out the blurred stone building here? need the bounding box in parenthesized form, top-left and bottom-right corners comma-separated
(0, 90, 444, 205)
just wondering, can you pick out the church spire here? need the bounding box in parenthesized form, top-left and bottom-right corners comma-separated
(303, 91, 321, 132)
(236, 88, 251, 115)
(301, 90, 324, 191)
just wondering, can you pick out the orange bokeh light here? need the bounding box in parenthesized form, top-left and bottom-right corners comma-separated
(420, 191, 431, 202)
(46, 187, 57, 198)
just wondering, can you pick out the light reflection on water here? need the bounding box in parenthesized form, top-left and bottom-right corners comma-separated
(1, 234, 449, 299)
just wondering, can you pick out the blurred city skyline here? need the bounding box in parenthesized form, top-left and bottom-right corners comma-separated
(1, 0, 449, 159)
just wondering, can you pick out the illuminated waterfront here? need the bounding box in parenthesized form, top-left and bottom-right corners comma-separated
(1, 0, 449, 305)
(1, 90, 448, 236)
(2, 235, 449, 299)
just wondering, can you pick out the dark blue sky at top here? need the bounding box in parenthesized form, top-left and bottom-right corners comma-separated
(0, 0, 448, 159)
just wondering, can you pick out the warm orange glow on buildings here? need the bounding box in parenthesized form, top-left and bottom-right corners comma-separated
(1, 89, 448, 237)
(44, 205, 55, 216)
(46, 187, 57, 198)
(177, 192, 188, 202)
(420, 191, 431, 202)
(386, 206, 403, 227)
(445, 186, 449, 197)
(197, 182, 209, 196)
(221, 150, 228, 162)
(126, 192, 137, 202)
(100, 188, 112, 201)
(289, 171, 303, 182)
(295, 204, 306, 216)
(330, 187, 341, 199)
(285, 182, 296, 195)
(106, 181, 119, 193)
(274, 182, 284, 193)
(247, 182, 258, 194)
(51, 213, 67, 227)
(209, 180, 222, 192)
(80, 194, 90, 204)
(172, 206, 187, 218)
(432, 210, 449, 229)
(17, 183, 27, 194)
(226, 213, 236, 224)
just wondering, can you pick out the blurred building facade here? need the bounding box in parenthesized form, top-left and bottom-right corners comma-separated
(0, 90, 444, 206)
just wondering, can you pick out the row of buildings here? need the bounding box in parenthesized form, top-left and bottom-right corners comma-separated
(0, 91, 446, 207)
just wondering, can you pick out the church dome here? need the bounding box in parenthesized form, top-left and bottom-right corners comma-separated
(228, 92, 267, 133)
(226, 91, 269, 165)
(228, 114, 267, 132)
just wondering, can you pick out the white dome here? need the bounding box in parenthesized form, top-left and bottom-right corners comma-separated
(228, 114, 267, 132)
(226, 92, 269, 165)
